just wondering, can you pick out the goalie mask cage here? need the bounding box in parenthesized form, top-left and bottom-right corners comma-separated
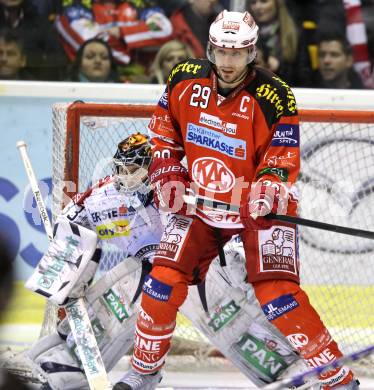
(48, 102, 374, 376)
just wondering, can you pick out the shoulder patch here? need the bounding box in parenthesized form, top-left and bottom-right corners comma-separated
(246, 68, 297, 128)
(168, 59, 211, 91)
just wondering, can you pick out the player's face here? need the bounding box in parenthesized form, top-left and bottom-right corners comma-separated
(214, 47, 249, 85)
(0, 39, 25, 79)
(248, 0, 277, 24)
(117, 163, 149, 192)
(318, 41, 352, 82)
(80, 42, 111, 82)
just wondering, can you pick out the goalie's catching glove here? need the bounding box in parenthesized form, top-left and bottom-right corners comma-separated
(149, 157, 189, 214)
(240, 180, 284, 230)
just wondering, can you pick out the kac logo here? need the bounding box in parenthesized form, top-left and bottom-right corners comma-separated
(287, 333, 309, 350)
(192, 157, 235, 193)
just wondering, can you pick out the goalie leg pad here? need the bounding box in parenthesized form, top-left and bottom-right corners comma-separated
(31, 258, 144, 389)
(27, 333, 88, 390)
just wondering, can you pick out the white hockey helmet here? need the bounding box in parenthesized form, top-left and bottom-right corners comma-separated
(207, 10, 259, 65)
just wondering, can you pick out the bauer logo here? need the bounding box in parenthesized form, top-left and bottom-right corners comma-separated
(186, 123, 246, 160)
(103, 289, 130, 323)
(262, 294, 299, 321)
(143, 275, 172, 301)
(208, 299, 241, 332)
(271, 124, 299, 147)
(234, 333, 288, 380)
(192, 157, 235, 193)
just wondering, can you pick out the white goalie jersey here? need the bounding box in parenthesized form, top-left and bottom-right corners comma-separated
(61, 175, 162, 262)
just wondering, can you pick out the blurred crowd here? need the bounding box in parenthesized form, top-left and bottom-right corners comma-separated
(0, 0, 373, 89)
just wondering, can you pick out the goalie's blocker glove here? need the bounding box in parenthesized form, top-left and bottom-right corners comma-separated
(240, 179, 286, 230)
(149, 157, 190, 214)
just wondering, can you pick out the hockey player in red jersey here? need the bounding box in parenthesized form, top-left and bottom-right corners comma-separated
(114, 10, 360, 390)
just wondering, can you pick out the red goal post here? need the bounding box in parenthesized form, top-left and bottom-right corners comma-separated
(50, 102, 374, 375)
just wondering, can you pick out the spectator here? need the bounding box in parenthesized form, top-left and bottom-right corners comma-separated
(169, 0, 222, 58)
(149, 39, 194, 84)
(312, 32, 364, 89)
(343, 0, 374, 88)
(66, 38, 119, 82)
(248, 0, 311, 86)
(0, 235, 32, 390)
(55, 0, 172, 76)
(0, 28, 31, 80)
(0, 0, 67, 80)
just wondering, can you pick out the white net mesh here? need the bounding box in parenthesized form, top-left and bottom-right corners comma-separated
(49, 102, 374, 374)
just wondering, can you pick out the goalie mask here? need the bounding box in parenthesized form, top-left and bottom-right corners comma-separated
(113, 132, 152, 194)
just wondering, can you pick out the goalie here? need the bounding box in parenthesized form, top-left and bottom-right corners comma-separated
(26, 132, 304, 390)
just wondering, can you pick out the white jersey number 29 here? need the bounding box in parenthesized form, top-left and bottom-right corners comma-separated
(190, 85, 211, 109)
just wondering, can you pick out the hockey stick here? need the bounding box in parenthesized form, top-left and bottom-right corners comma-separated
(262, 344, 374, 389)
(183, 194, 374, 240)
(16, 141, 111, 390)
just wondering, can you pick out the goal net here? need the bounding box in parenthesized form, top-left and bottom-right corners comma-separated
(47, 102, 374, 375)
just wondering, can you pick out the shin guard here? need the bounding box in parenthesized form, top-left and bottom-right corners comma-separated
(254, 280, 355, 389)
(132, 266, 188, 373)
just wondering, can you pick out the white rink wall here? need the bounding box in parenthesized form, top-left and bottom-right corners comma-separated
(0, 81, 374, 280)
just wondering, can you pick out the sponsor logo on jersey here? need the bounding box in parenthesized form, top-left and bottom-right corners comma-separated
(271, 124, 299, 147)
(135, 244, 159, 261)
(272, 76, 297, 114)
(167, 61, 202, 82)
(133, 327, 166, 371)
(266, 151, 296, 168)
(208, 299, 241, 332)
(96, 220, 130, 239)
(186, 123, 246, 160)
(37, 235, 79, 289)
(143, 275, 172, 301)
(90, 206, 129, 223)
(158, 87, 168, 109)
(199, 112, 237, 134)
(256, 84, 285, 118)
(258, 167, 289, 182)
(157, 216, 191, 260)
(307, 348, 337, 368)
(287, 333, 309, 350)
(256, 78, 297, 118)
(234, 333, 288, 380)
(259, 226, 297, 275)
(192, 157, 235, 193)
(262, 294, 299, 321)
(103, 288, 130, 323)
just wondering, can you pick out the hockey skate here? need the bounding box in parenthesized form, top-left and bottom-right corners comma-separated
(112, 368, 162, 390)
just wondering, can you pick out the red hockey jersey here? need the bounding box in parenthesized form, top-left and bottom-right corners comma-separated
(149, 59, 300, 228)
